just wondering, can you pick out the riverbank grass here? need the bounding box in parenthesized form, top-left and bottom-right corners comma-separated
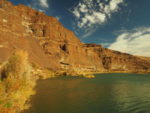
(0, 50, 36, 113)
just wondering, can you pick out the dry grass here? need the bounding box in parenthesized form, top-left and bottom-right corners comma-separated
(0, 50, 56, 113)
(0, 50, 36, 113)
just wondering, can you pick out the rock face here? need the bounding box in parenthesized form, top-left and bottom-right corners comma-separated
(0, 0, 150, 73)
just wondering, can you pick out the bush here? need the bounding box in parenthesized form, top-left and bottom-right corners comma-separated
(1, 50, 31, 80)
(0, 50, 35, 113)
(0, 50, 56, 113)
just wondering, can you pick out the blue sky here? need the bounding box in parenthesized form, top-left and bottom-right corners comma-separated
(9, 0, 150, 57)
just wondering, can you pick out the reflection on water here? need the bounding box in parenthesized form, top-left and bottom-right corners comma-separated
(112, 77, 150, 113)
(23, 73, 150, 113)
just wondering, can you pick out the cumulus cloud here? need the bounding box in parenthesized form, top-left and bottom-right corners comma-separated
(28, 0, 49, 12)
(39, 0, 49, 8)
(104, 0, 124, 16)
(108, 27, 150, 57)
(72, 0, 124, 30)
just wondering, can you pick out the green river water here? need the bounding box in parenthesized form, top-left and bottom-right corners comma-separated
(23, 73, 150, 113)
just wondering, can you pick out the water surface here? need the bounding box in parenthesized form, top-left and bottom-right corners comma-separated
(23, 73, 150, 113)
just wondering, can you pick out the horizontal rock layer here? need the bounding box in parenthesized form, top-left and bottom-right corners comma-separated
(0, 0, 150, 73)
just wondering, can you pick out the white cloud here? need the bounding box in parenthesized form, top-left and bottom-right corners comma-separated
(72, 9, 81, 18)
(38, 9, 46, 12)
(28, 0, 49, 12)
(108, 27, 150, 57)
(55, 16, 61, 21)
(104, 0, 123, 15)
(81, 26, 97, 38)
(101, 42, 110, 47)
(79, 4, 88, 13)
(71, 0, 124, 34)
(39, 0, 49, 8)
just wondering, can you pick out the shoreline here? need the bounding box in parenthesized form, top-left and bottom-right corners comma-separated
(1, 62, 150, 113)
(85, 71, 150, 75)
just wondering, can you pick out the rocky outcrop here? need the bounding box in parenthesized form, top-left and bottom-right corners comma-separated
(0, 0, 150, 73)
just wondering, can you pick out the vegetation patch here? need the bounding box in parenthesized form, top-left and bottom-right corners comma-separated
(0, 50, 36, 113)
(0, 50, 95, 113)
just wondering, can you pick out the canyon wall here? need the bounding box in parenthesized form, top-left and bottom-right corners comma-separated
(0, 0, 150, 73)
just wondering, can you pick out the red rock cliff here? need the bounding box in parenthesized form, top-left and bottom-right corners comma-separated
(0, 0, 150, 73)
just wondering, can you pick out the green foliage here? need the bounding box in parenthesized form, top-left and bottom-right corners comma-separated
(4, 101, 13, 108)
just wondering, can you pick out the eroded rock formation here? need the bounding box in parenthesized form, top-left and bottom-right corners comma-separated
(0, 0, 150, 73)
